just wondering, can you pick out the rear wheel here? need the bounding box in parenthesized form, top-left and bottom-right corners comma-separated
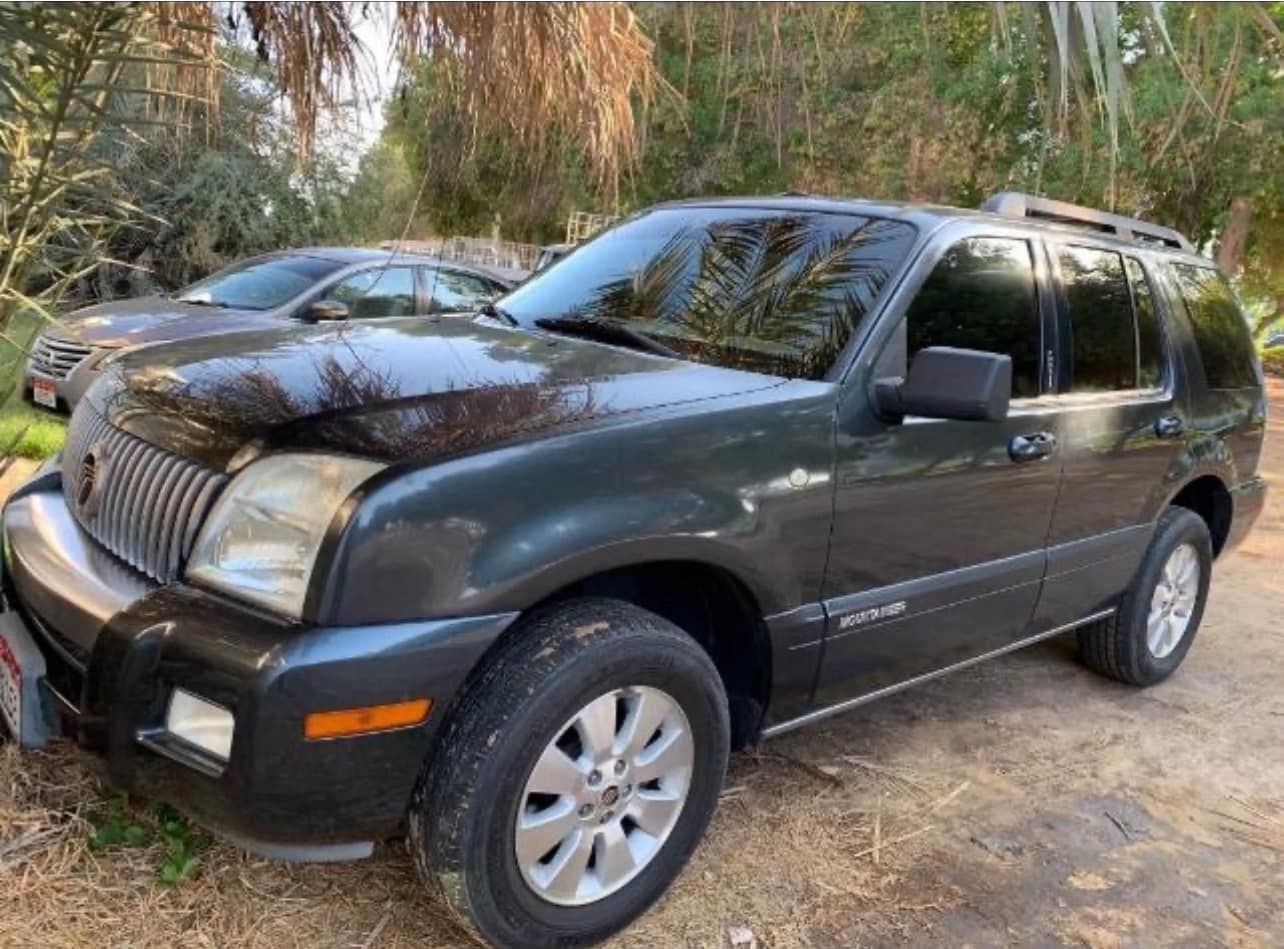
(410, 598, 729, 948)
(1078, 507, 1213, 685)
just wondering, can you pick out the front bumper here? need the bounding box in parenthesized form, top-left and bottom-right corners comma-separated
(2, 478, 517, 859)
(23, 352, 105, 415)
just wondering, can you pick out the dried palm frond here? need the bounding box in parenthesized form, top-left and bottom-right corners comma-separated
(230, 2, 664, 191)
(234, 1, 363, 160)
(390, 2, 664, 192)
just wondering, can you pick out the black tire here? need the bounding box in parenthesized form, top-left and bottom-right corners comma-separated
(1077, 507, 1213, 685)
(409, 597, 730, 948)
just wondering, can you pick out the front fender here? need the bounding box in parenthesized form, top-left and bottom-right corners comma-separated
(314, 387, 837, 626)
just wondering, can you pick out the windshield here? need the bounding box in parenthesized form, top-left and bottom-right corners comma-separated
(174, 254, 345, 311)
(499, 207, 917, 379)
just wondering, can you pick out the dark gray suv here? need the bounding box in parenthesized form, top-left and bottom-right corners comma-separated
(0, 193, 1266, 947)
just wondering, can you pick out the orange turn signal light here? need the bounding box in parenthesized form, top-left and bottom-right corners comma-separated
(304, 698, 431, 740)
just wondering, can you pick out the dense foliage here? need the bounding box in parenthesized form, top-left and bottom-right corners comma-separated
(4, 2, 1282, 332)
(92, 55, 352, 295)
(379, 3, 1283, 325)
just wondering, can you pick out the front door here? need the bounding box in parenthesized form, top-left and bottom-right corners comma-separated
(816, 229, 1063, 706)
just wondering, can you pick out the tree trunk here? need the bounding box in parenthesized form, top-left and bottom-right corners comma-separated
(1215, 197, 1253, 277)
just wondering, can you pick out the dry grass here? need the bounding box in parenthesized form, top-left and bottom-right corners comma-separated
(0, 737, 965, 949)
(0, 744, 475, 949)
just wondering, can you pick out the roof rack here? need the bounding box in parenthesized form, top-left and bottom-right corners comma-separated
(981, 192, 1194, 253)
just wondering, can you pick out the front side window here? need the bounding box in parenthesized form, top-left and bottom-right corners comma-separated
(498, 207, 918, 379)
(1170, 263, 1258, 389)
(327, 267, 417, 319)
(901, 237, 1042, 398)
(425, 268, 499, 312)
(175, 254, 344, 311)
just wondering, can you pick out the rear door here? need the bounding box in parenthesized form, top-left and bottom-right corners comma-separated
(1033, 243, 1189, 630)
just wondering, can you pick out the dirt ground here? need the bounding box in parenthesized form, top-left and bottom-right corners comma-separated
(3, 382, 1282, 949)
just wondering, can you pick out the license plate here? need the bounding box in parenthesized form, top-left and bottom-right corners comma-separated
(0, 634, 21, 739)
(32, 377, 56, 409)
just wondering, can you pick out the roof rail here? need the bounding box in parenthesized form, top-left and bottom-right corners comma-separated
(981, 192, 1194, 253)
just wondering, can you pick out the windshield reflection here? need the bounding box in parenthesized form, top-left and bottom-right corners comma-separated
(174, 254, 345, 311)
(501, 208, 916, 379)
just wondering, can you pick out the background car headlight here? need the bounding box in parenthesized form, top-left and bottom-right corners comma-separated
(186, 453, 385, 618)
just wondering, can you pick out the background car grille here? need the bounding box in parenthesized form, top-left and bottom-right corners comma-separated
(29, 334, 94, 380)
(62, 403, 227, 582)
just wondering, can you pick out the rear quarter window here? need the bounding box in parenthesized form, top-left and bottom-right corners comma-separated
(1169, 263, 1259, 389)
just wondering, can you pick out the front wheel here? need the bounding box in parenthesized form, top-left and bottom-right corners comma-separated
(410, 598, 729, 948)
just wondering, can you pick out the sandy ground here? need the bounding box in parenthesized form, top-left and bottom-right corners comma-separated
(2, 383, 1282, 949)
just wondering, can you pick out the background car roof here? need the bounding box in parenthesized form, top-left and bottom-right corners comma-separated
(276, 248, 522, 285)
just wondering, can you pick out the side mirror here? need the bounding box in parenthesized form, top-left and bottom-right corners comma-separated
(875, 346, 1011, 423)
(302, 299, 350, 322)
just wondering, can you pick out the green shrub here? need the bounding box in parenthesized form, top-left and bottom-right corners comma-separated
(1261, 345, 1284, 377)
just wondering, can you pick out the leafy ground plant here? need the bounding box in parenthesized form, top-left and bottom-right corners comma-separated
(0, 405, 66, 460)
(86, 791, 213, 885)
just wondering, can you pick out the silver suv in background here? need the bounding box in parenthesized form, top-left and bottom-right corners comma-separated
(24, 248, 516, 412)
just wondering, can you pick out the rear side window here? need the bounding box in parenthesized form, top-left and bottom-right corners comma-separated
(1124, 257, 1164, 389)
(903, 237, 1041, 398)
(1058, 246, 1168, 392)
(1058, 246, 1136, 391)
(1170, 263, 1258, 389)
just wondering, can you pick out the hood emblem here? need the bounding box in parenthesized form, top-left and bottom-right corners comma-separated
(76, 441, 109, 518)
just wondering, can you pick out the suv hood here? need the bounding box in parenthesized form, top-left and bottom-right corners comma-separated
(51, 296, 272, 347)
(89, 316, 782, 470)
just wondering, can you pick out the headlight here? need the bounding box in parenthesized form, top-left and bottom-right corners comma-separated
(186, 453, 385, 618)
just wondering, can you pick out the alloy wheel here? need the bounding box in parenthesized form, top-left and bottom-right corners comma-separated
(1147, 542, 1200, 659)
(514, 686, 694, 906)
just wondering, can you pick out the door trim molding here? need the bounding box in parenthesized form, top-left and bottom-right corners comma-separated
(760, 607, 1116, 739)
(822, 548, 1045, 642)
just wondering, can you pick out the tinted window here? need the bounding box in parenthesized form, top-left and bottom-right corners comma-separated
(1171, 263, 1258, 389)
(1059, 246, 1135, 391)
(175, 255, 343, 311)
(903, 237, 1041, 398)
(329, 267, 417, 319)
(499, 207, 917, 379)
(1124, 256, 1164, 389)
(426, 269, 499, 312)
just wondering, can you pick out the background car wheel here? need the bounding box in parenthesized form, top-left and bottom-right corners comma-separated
(409, 597, 730, 949)
(1077, 506, 1213, 686)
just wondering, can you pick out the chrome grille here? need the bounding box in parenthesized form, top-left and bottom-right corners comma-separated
(62, 403, 226, 582)
(29, 334, 93, 380)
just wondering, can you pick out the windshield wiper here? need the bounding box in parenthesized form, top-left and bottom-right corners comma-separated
(479, 300, 518, 326)
(176, 297, 230, 309)
(534, 316, 681, 359)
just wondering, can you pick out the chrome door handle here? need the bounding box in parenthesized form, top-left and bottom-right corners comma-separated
(1155, 415, 1185, 439)
(1009, 431, 1057, 463)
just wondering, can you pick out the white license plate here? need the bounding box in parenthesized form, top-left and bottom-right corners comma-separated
(32, 377, 56, 409)
(0, 634, 21, 739)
